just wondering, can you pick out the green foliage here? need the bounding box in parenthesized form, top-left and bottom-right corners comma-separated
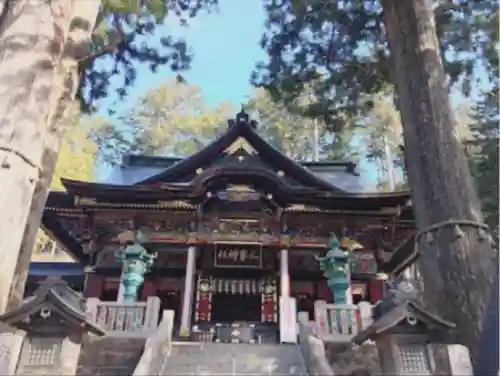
(355, 90, 403, 188)
(93, 80, 232, 162)
(245, 88, 359, 161)
(468, 87, 499, 236)
(34, 112, 99, 257)
(77, 0, 218, 113)
(252, 0, 498, 125)
(52, 115, 99, 189)
(93, 81, 363, 164)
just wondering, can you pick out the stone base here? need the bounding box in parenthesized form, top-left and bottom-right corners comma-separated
(179, 326, 190, 338)
(191, 322, 279, 344)
(325, 341, 382, 376)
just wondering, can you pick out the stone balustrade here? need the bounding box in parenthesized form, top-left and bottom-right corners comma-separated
(133, 310, 175, 376)
(86, 297, 161, 337)
(313, 300, 373, 343)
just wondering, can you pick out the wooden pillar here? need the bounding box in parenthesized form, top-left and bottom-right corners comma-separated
(83, 274, 104, 298)
(140, 279, 157, 301)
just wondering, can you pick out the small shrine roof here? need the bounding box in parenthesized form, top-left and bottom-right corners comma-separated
(0, 280, 105, 336)
(352, 296, 455, 345)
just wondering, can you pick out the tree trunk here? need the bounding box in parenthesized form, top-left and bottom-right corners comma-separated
(0, 0, 74, 314)
(5, 0, 101, 310)
(381, 0, 497, 364)
(6, 131, 62, 311)
(5, 59, 69, 310)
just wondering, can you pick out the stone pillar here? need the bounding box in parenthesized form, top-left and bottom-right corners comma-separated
(83, 274, 104, 298)
(179, 246, 196, 337)
(280, 249, 290, 297)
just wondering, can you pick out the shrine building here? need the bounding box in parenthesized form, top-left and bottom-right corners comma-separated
(38, 111, 416, 337)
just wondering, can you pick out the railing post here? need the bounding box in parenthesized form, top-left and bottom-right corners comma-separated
(86, 297, 99, 323)
(298, 311, 309, 326)
(357, 301, 373, 330)
(314, 300, 329, 338)
(144, 297, 161, 332)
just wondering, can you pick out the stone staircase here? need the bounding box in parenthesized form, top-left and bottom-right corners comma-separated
(162, 342, 308, 375)
(76, 337, 146, 376)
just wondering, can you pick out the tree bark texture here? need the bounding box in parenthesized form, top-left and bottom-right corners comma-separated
(5, 0, 101, 310)
(381, 0, 497, 364)
(6, 134, 61, 311)
(0, 0, 74, 314)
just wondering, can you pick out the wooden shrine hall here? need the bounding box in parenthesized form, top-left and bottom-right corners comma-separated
(40, 110, 416, 338)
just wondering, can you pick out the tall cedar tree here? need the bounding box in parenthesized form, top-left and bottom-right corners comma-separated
(0, 0, 216, 312)
(253, 0, 498, 364)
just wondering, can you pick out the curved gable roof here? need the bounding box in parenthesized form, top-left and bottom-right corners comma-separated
(137, 111, 349, 192)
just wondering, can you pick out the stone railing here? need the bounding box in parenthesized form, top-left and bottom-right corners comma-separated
(133, 310, 175, 376)
(313, 301, 373, 343)
(0, 331, 25, 375)
(297, 311, 335, 376)
(86, 297, 161, 337)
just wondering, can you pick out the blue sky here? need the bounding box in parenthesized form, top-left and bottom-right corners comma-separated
(101, 0, 267, 113)
(95, 2, 486, 187)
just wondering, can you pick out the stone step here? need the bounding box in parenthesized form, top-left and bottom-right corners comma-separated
(76, 337, 145, 376)
(162, 343, 308, 375)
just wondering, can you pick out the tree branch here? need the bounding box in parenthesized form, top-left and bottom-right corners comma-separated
(0, 0, 12, 32)
(78, 16, 125, 67)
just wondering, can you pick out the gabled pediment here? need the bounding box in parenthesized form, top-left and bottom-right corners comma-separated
(223, 136, 258, 155)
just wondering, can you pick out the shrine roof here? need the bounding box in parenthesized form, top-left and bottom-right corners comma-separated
(96, 110, 366, 193)
(352, 296, 455, 345)
(56, 110, 412, 201)
(51, 111, 413, 200)
(103, 155, 366, 192)
(50, 178, 411, 209)
(0, 279, 106, 336)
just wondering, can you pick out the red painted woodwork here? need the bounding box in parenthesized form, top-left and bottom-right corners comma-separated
(141, 279, 157, 301)
(369, 280, 385, 303)
(262, 298, 275, 322)
(316, 280, 333, 303)
(197, 295, 211, 321)
(84, 274, 104, 298)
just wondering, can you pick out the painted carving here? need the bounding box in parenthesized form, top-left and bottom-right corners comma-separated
(351, 252, 378, 274)
(195, 276, 212, 322)
(154, 252, 187, 268)
(261, 279, 277, 323)
(96, 246, 120, 266)
(285, 217, 332, 246)
(289, 251, 321, 271)
(194, 218, 279, 244)
(216, 185, 261, 201)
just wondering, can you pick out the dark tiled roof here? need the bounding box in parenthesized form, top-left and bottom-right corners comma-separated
(0, 279, 105, 336)
(352, 297, 455, 345)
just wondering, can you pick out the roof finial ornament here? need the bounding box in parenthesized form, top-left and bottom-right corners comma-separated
(236, 107, 249, 124)
(228, 108, 258, 129)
